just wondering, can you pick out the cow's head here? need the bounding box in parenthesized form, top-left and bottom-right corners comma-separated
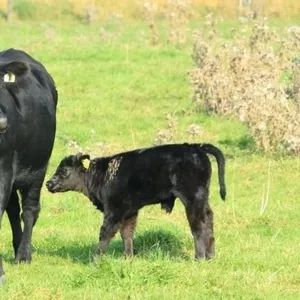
(46, 153, 90, 193)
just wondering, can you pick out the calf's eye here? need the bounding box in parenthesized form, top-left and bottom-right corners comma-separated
(60, 169, 70, 177)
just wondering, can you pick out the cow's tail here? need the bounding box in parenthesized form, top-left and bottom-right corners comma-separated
(198, 143, 226, 201)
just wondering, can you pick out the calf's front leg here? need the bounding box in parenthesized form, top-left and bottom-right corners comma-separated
(93, 214, 121, 261)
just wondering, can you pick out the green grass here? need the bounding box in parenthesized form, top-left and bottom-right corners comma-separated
(0, 19, 300, 299)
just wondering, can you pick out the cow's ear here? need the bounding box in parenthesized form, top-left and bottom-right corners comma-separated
(1, 61, 29, 83)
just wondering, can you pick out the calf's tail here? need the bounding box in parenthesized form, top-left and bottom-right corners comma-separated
(198, 143, 226, 200)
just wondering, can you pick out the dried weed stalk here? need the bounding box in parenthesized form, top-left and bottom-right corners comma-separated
(190, 19, 300, 154)
(155, 113, 177, 144)
(142, 0, 192, 45)
(85, 4, 97, 24)
(164, 0, 191, 45)
(142, 1, 159, 45)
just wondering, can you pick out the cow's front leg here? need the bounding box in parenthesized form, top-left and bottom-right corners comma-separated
(120, 213, 138, 257)
(93, 214, 121, 261)
(15, 182, 42, 263)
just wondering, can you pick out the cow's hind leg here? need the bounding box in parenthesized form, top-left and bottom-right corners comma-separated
(0, 257, 4, 285)
(15, 179, 43, 263)
(183, 188, 208, 260)
(204, 203, 215, 259)
(160, 195, 176, 214)
(93, 214, 121, 261)
(0, 159, 14, 284)
(6, 189, 22, 257)
(120, 213, 138, 257)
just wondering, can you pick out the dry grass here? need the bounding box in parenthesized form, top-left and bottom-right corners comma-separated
(190, 16, 300, 154)
(0, 0, 300, 21)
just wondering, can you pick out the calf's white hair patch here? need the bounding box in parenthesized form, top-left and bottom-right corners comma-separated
(4, 72, 15, 83)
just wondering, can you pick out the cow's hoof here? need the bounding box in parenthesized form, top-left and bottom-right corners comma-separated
(14, 248, 32, 264)
(195, 254, 206, 261)
(14, 256, 32, 264)
(0, 274, 5, 286)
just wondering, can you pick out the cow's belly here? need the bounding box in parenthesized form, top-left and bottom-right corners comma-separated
(14, 164, 46, 189)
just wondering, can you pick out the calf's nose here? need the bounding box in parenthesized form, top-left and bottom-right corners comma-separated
(46, 180, 53, 190)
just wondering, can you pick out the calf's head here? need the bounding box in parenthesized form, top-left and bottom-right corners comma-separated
(46, 153, 90, 193)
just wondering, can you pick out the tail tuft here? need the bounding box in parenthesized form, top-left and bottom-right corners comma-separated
(220, 188, 226, 201)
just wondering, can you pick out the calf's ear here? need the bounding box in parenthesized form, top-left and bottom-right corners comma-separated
(75, 153, 91, 169)
(82, 158, 90, 169)
(1, 61, 29, 83)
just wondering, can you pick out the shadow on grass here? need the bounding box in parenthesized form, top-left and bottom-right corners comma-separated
(35, 229, 189, 264)
(219, 134, 256, 157)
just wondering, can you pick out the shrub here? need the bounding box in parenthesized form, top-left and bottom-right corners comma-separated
(190, 17, 300, 154)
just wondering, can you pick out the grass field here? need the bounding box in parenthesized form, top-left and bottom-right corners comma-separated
(0, 18, 300, 299)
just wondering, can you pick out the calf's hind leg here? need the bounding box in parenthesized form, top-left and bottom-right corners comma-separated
(120, 213, 138, 257)
(183, 188, 209, 260)
(204, 203, 215, 259)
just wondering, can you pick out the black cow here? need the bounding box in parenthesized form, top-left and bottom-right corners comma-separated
(0, 49, 57, 284)
(46, 143, 226, 260)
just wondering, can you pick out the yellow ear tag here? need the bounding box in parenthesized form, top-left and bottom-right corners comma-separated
(82, 159, 90, 169)
(4, 72, 15, 83)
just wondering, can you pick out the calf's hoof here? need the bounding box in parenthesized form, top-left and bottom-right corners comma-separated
(195, 253, 214, 261)
(92, 252, 103, 265)
(92, 255, 98, 264)
(124, 252, 134, 259)
(205, 252, 215, 260)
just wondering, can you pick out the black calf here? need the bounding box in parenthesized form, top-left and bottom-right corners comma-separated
(46, 143, 226, 260)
